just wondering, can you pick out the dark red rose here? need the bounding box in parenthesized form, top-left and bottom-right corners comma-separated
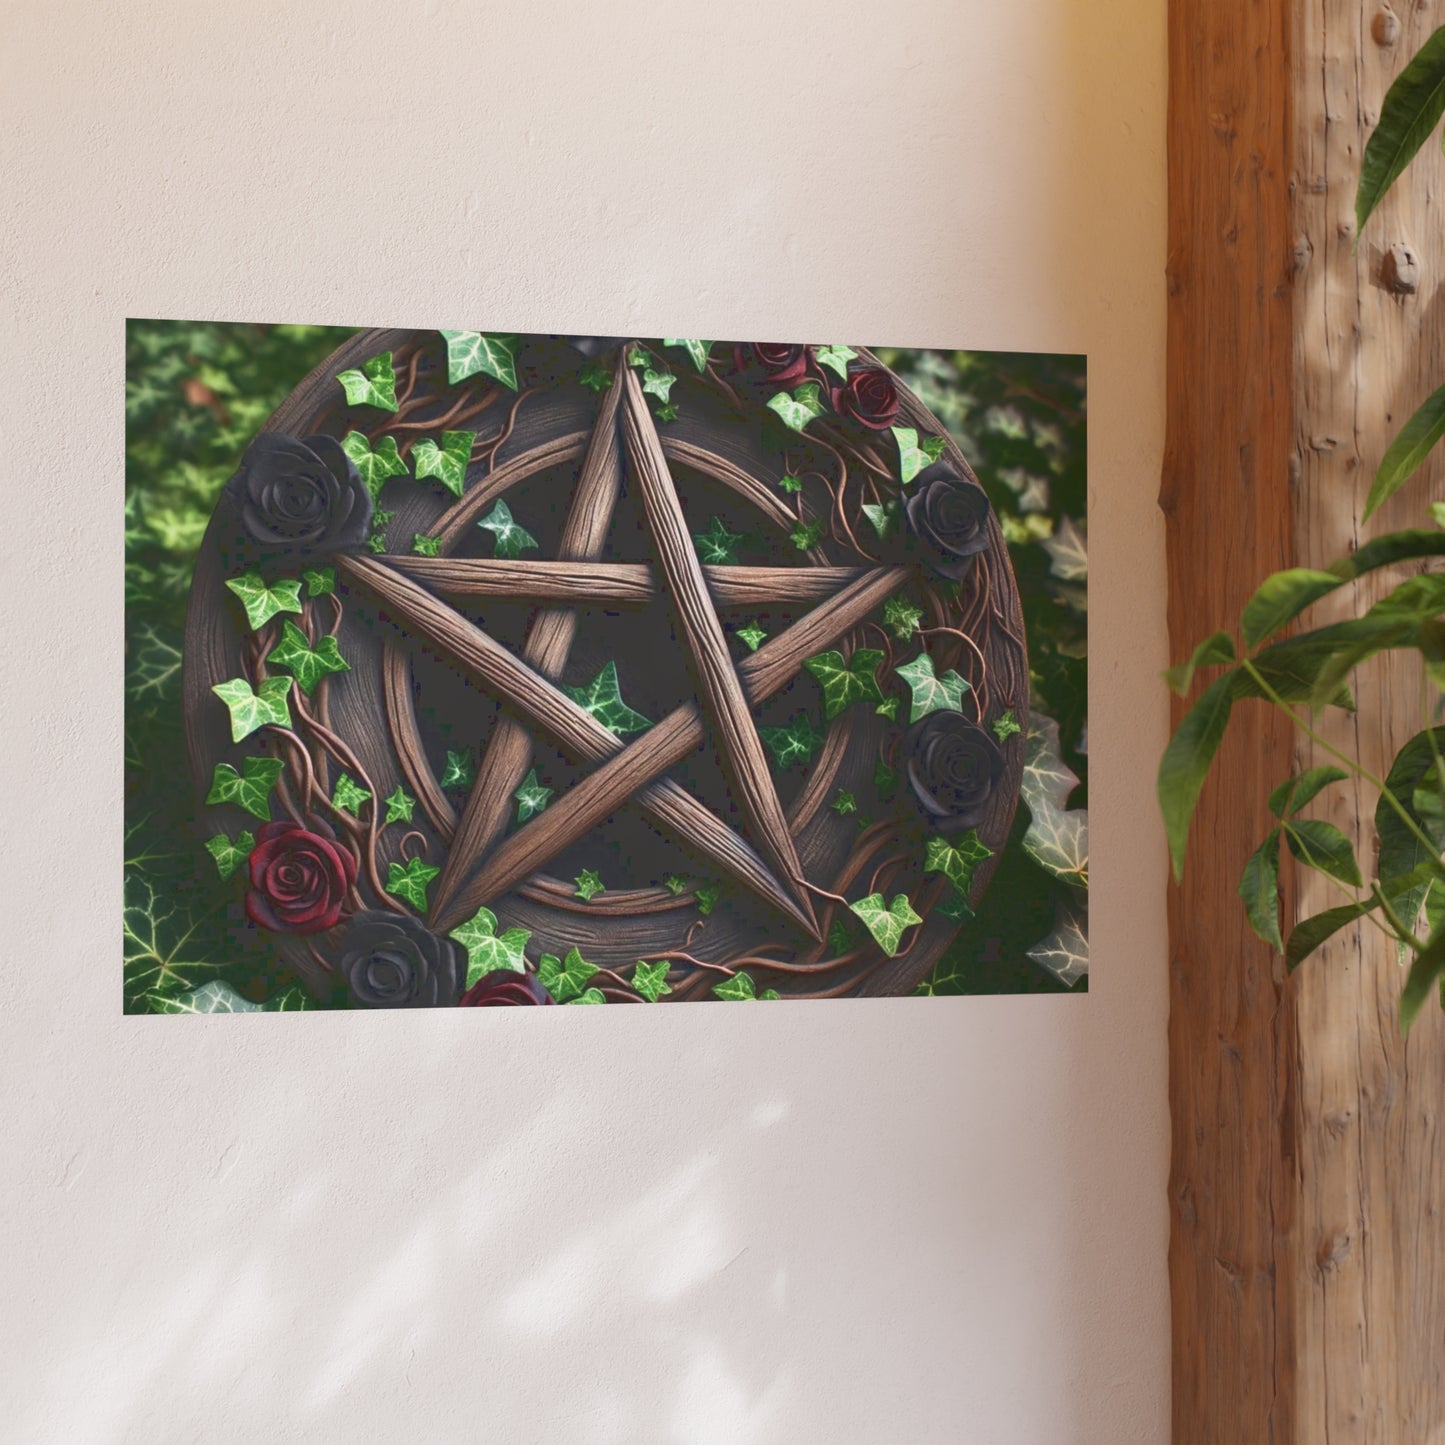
(904, 462, 993, 580)
(903, 712, 1004, 835)
(224, 432, 372, 555)
(459, 969, 556, 1006)
(244, 821, 356, 934)
(732, 342, 810, 388)
(831, 366, 901, 431)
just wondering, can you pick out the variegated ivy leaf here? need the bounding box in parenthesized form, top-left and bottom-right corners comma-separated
(513, 767, 553, 822)
(206, 755, 285, 818)
(411, 533, 441, 557)
(336, 352, 399, 411)
(631, 958, 672, 1002)
(767, 381, 827, 433)
(848, 891, 923, 957)
(735, 621, 767, 652)
(331, 771, 371, 816)
(814, 344, 858, 380)
(476, 499, 538, 559)
(302, 566, 335, 597)
(265, 620, 350, 695)
(895, 652, 969, 722)
(212, 676, 292, 742)
(448, 906, 531, 987)
(862, 499, 901, 540)
(383, 786, 415, 826)
(891, 425, 947, 484)
(1023, 801, 1089, 888)
(439, 330, 519, 389)
(882, 595, 923, 641)
(386, 857, 441, 911)
(1021, 715, 1080, 815)
(224, 570, 303, 631)
(1041, 516, 1088, 582)
(412, 430, 475, 498)
(693, 515, 746, 564)
(537, 946, 598, 1002)
(803, 648, 886, 720)
(663, 338, 712, 372)
(340, 431, 408, 499)
(574, 868, 605, 902)
(564, 662, 651, 736)
(156, 980, 264, 1014)
(204, 830, 255, 881)
(759, 713, 824, 769)
(1026, 908, 1089, 986)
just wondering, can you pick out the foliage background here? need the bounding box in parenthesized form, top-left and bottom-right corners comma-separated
(124, 322, 1087, 1010)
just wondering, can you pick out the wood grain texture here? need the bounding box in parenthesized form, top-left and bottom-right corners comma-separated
(621, 365, 817, 931)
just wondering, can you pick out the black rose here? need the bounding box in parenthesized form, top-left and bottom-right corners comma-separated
(731, 342, 810, 387)
(339, 911, 465, 1009)
(903, 711, 1004, 835)
(459, 970, 556, 1007)
(567, 336, 628, 359)
(224, 432, 372, 555)
(903, 463, 992, 581)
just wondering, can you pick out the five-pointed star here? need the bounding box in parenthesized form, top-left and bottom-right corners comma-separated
(334, 351, 907, 938)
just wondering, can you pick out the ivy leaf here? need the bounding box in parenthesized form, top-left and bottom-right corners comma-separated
(767, 381, 827, 433)
(777, 473, 803, 495)
(827, 919, 853, 954)
(789, 518, 824, 552)
(265, 619, 349, 695)
(537, 946, 598, 1002)
(212, 676, 292, 742)
(654, 402, 680, 423)
(641, 364, 677, 402)
(924, 832, 993, 897)
(448, 905, 531, 986)
(803, 647, 885, 719)
(831, 790, 857, 816)
(412, 430, 475, 498)
(331, 771, 371, 816)
(1021, 714, 1081, 815)
(693, 515, 746, 564)
(1023, 802, 1089, 888)
(891, 425, 942, 484)
(411, 533, 441, 557)
(874, 758, 898, 793)
(664, 338, 712, 372)
(302, 566, 336, 597)
(896, 652, 969, 722)
(440, 750, 473, 790)
(1042, 516, 1088, 582)
(848, 892, 923, 957)
(572, 987, 607, 1005)
(1239, 831, 1284, 950)
(340, 431, 409, 499)
(736, 620, 767, 652)
(814, 344, 857, 379)
(992, 710, 1023, 743)
(632, 958, 672, 1002)
(563, 661, 652, 735)
(383, 786, 416, 826)
(156, 980, 264, 1015)
(224, 570, 303, 631)
(759, 713, 824, 769)
(882, 595, 923, 641)
(875, 696, 901, 721)
(386, 857, 441, 911)
(663, 874, 688, 896)
(477, 498, 539, 559)
(206, 756, 285, 818)
(574, 868, 605, 902)
(1025, 909, 1089, 987)
(205, 829, 255, 881)
(439, 330, 519, 389)
(336, 351, 400, 411)
(920, 436, 948, 464)
(123, 877, 226, 1010)
(579, 359, 612, 393)
(513, 767, 553, 822)
(695, 880, 722, 915)
(712, 970, 758, 1001)
(862, 499, 901, 540)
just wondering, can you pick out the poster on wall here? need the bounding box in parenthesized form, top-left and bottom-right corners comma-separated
(124, 325, 1087, 1012)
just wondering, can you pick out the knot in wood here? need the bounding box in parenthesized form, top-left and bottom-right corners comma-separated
(1382, 242, 1420, 297)
(1372, 7, 1400, 46)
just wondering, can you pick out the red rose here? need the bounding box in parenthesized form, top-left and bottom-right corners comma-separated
(459, 969, 556, 1006)
(244, 821, 356, 934)
(732, 342, 810, 388)
(831, 366, 901, 431)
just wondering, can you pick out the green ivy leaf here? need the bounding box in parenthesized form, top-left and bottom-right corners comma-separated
(411, 533, 441, 557)
(924, 832, 993, 897)
(664, 338, 712, 372)
(563, 661, 652, 735)
(537, 946, 598, 1002)
(992, 710, 1023, 743)
(302, 566, 336, 597)
(892, 425, 944, 484)
(439, 330, 519, 389)
(663, 874, 688, 896)
(513, 767, 553, 822)
(712, 970, 758, 1001)
(695, 880, 722, 915)
(862, 499, 901, 540)
(572, 987, 607, 1005)
(1268, 765, 1349, 819)
(882, 595, 923, 641)
(477, 498, 539, 559)
(206, 756, 285, 818)
(205, 829, 255, 881)
(777, 473, 803, 495)
(1357, 26, 1445, 236)
(383, 786, 415, 826)
(440, 750, 474, 790)
(156, 980, 264, 1015)
(803, 648, 885, 719)
(814, 344, 857, 379)
(448, 905, 531, 987)
(340, 431, 409, 499)
(827, 919, 853, 954)
(767, 381, 827, 433)
(641, 364, 677, 402)
(895, 651, 969, 721)
(212, 676, 292, 742)
(848, 892, 923, 956)
(736, 621, 767, 652)
(632, 958, 672, 1002)
(224, 570, 303, 631)
(874, 759, 898, 794)
(386, 856, 441, 911)
(693, 515, 746, 564)
(331, 771, 371, 816)
(789, 517, 824, 552)
(654, 402, 680, 423)
(412, 430, 475, 499)
(265, 619, 350, 695)
(759, 713, 824, 769)
(831, 790, 857, 816)
(574, 868, 605, 902)
(1239, 831, 1284, 950)
(1284, 819, 1363, 888)
(336, 351, 400, 411)
(579, 359, 612, 393)
(875, 696, 901, 721)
